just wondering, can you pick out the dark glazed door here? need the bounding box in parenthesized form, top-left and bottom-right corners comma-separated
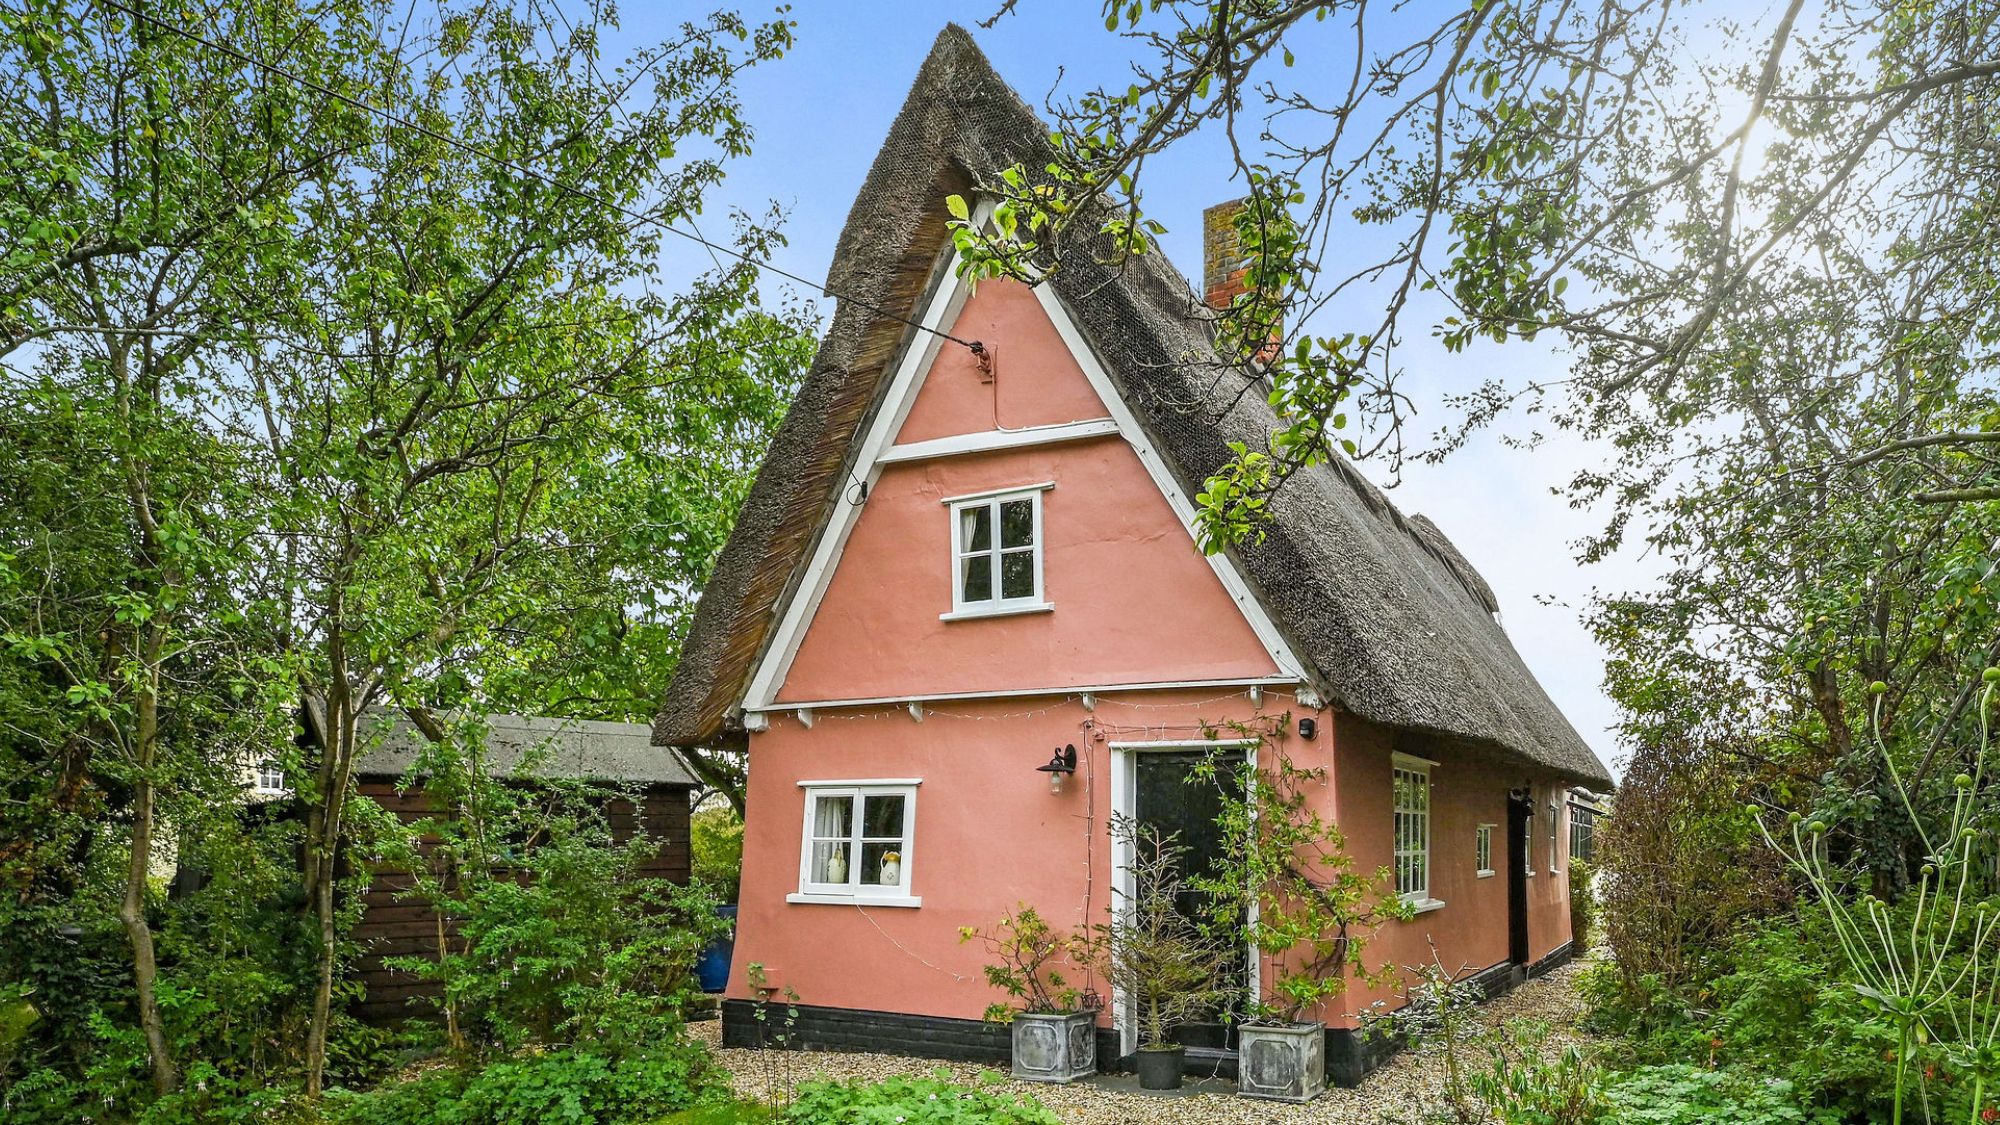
(1131, 750, 1243, 1045)
(1507, 792, 1531, 967)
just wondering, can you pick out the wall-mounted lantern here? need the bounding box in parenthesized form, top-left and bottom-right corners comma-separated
(1037, 744, 1078, 793)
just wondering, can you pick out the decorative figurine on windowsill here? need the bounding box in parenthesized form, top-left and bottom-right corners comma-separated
(880, 851, 901, 885)
(825, 851, 847, 884)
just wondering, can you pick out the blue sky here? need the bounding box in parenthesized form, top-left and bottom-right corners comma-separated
(609, 1, 1710, 775)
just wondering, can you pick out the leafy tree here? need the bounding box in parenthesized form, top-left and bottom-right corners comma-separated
(1, 0, 806, 1108)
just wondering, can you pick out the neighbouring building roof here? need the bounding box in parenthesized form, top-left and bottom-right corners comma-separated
(652, 24, 1613, 791)
(354, 711, 696, 787)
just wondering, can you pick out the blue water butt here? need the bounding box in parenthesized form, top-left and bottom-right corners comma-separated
(695, 904, 738, 993)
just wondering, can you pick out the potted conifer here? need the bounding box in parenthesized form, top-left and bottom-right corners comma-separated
(1187, 743, 1410, 1102)
(1092, 817, 1232, 1091)
(961, 906, 1098, 1083)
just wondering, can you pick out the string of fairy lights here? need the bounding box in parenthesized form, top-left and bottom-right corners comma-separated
(802, 685, 1308, 987)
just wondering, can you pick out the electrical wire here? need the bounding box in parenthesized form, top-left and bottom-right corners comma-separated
(97, 0, 985, 356)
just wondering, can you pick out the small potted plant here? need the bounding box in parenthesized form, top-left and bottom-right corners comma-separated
(1187, 743, 1410, 1102)
(1092, 817, 1232, 1091)
(960, 905, 1098, 1083)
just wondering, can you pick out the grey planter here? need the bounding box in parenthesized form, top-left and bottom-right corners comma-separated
(1009, 1010, 1098, 1083)
(1238, 1021, 1326, 1102)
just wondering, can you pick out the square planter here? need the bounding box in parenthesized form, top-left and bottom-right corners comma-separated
(1238, 1021, 1325, 1102)
(1009, 1010, 1098, 1083)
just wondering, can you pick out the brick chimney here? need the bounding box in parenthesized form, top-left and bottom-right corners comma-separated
(1202, 197, 1252, 310)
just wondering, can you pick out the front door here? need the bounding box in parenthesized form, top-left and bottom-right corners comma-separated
(1128, 749, 1245, 1050)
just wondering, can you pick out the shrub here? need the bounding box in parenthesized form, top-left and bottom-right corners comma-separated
(390, 827, 725, 1053)
(689, 806, 744, 904)
(332, 1039, 727, 1125)
(1569, 859, 1596, 953)
(1599, 1064, 1839, 1125)
(1470, 1019, 1606, 1125)
(783, 1073, 1058, 1125)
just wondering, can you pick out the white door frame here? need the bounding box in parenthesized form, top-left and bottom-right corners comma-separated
(1106, 738, 1261, 1056)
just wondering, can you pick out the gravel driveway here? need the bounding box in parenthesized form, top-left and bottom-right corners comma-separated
(697, 959, 1595, 1123)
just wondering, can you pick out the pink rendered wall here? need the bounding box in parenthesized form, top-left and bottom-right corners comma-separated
(774, 279, 1280, 705)
(1324, 715, 1571, 1027)
(724, 690, 1309, 1022)
(894, 278, 1111, 443)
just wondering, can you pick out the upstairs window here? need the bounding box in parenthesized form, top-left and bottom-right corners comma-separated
(1476, 823, 1496, 877)
(254, 759, 286, 794)
(944, 485, 1049, 619)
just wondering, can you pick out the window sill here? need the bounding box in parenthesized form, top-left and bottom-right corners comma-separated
(1401, 897, 1447, 915)
(939, 601, 1054, 622)
(1476, 870, 1496, 879)
(786, 892, 922, 909)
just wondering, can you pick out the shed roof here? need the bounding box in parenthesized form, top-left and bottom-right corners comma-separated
(356, 712, 696, 787)
(653, 24, 1611, 790)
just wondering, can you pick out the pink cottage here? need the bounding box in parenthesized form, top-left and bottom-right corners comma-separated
(653, 25, 1613, 1088)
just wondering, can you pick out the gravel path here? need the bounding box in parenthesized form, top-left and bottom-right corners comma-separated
(697, 959, 1596, 1123)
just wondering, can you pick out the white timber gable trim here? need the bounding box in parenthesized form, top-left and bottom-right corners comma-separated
(736, 201, 1312, 716)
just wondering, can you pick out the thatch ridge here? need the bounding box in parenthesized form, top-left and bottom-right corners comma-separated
(652, 24, 1611, 789)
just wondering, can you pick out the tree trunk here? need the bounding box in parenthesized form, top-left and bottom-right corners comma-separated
(120, 665, 177, 1096)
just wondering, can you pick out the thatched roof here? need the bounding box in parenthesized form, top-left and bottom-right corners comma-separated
(653, 25, 1611, 790)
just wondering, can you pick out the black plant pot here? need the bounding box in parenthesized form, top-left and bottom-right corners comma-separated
(1136, 1045, 1185, 1091)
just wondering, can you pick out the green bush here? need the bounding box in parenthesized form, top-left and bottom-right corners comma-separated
(783, 1073, 1058, 1125)
(333, 1040, 728, 1125)
(390, 826, 725, 1053)
(1600, 1064, 1839, 1125)
(1569, 859, 1596, 953)
(689, 806, 744, 904)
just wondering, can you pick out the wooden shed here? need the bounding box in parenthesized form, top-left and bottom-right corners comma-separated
(347, 713, 697, 1026)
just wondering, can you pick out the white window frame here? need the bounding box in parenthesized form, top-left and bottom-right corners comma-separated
(1548, 792, 1563, 875)
(253, 759, 286, 795)
(941, 484, 1052, 621)
(1525, 802, 1537, 877)
(1393, 753, 1443, 912)
(789, 779, 921, 908)
(1476, 823, 1496, 878)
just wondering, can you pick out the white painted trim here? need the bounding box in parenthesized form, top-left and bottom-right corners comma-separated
(1392, 755, 1434, 904)
(737, 201, 1312, 712)
(1406, 898, 1448, 915)
(1027, 283, 1312, 684)
(738, 205, 991, 713)
(795, 778, 924, 788)
(946, 486, 1046, 616)
(1476, 822, 1497, 878)
(786, 892, 922, 909)
(797, 781, 919, 902)
(937, 480, 1056, 506)
(1106, 738, 1259, 750)
(750, 676, 1299, 715)
(1108, 740, 1260, 1056)
(878, 420, 1117, 464)
(938, 601, 1054, 622)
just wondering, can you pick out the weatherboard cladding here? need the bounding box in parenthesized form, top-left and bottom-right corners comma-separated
(652, 24, 1611, 790)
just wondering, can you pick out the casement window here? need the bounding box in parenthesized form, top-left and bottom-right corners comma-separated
(1524, 804, 1537, 877)
(254, 759, 286, 794)
(1569, 804, 1597, 862)
(942, 485, 1050, 620)
(1393, 754, 1442, 910)
(1476, 823, 1496, 878)
(1548, 794, 1563, 875)
(791, 780, 920, 907)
